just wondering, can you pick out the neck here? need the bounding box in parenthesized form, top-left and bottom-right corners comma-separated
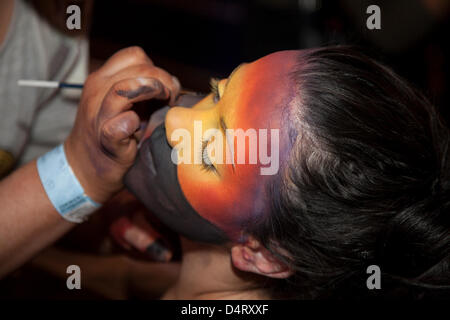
(162, 237, 269, 300)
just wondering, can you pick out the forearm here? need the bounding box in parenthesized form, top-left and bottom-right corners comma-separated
(0, 160, 74, 277)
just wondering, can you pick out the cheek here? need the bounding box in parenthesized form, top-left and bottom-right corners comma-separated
(177, 164, 262, 236)
(177, 166, 239, 222)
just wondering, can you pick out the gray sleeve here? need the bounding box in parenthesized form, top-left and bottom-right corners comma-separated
(19, 95, 78, 165)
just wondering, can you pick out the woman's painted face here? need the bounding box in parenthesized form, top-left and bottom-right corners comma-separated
(163, 51, 299, 240)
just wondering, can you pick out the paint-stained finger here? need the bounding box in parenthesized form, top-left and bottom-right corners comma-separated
(99, 110, 141, 164)
(112, 65, 181, 105)
(100, 77, 168, 120)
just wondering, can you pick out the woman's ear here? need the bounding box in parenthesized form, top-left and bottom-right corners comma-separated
(231, 236, 293, 279)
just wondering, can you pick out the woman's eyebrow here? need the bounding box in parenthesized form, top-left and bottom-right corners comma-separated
(220, 116, 235, 173)
(225, 63, 246, 91)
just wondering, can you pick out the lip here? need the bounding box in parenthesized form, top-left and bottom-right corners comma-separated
(137, 133, 157, 175)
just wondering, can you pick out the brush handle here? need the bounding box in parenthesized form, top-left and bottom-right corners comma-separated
(59, 83, 84, 89)
(18, 80, 84, 89)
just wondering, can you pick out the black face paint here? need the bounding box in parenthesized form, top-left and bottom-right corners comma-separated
(124, 97, 229, 244)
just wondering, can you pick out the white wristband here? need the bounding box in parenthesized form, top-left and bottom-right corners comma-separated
(37, 144, 101, 223)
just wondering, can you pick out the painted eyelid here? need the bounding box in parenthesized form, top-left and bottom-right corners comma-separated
(200, 138, 213, 164)
(218, 79, 227, 97)
(209, 79, 220, 103)
(200, 136, 222, 176)
(201, 141, 212, 165)
(210, 78, 227, 99)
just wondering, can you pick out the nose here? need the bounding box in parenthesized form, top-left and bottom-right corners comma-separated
(165, 106, 194, 148)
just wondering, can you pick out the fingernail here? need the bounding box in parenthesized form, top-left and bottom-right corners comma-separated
(146, 239, 172, 262)
(172, 76, 181, 90)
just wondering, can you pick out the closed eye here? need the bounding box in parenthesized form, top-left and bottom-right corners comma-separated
(200, 138, 218, 175)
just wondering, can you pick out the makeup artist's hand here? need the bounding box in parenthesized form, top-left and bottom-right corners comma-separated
(65, 46, 180, 203)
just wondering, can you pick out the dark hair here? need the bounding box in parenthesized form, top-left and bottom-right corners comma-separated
(251, 46, 450, 299)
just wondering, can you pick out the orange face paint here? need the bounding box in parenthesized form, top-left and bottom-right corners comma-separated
(167, 50, 300, 241)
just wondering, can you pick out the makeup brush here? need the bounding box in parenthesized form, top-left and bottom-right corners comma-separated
(17, 79, 201, 95)
(18, 80, 84, 89)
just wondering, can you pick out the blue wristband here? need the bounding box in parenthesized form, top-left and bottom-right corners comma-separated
(37, 144, 101, 223)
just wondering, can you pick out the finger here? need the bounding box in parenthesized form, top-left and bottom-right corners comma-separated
(132, 211, 173, 262)
(169, 76, 181, 105)
(100, 110, 140, 163)
(101, 77, 168, 119)
(98, 46, 153, 78)
(132, 211, 162, 238)
(112, 216, 171, 262)
(110, 217, 134, 250)
(112, 65, 180, 105)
